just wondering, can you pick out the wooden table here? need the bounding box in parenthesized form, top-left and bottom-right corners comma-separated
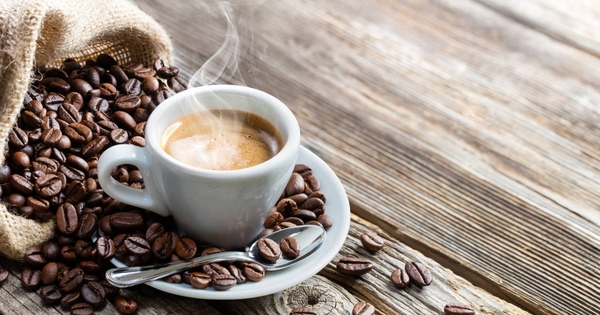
(2, 0, 599, 314)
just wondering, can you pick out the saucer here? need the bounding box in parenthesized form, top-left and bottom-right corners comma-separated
(108, 146, 351, 300)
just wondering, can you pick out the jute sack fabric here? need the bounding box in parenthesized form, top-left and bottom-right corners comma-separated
(0, 0, 173, 260)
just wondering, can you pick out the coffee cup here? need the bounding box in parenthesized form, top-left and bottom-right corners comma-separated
(98, 85, 300, 249)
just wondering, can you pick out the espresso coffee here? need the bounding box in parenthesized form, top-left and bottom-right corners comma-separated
(161, 109, 284, 170)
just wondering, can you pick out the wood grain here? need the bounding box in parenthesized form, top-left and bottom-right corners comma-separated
(133, 0, 600, 314)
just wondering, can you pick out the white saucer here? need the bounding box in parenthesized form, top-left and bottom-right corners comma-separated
(108, 146, 351, 300)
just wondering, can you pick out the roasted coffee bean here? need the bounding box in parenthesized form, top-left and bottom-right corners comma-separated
(201, 247, 223, 256)
(257, 238, 281, 262)
(132, 107, 149, 123)
(76, 213, 98, 239)
(291, 209, 316, 222)
(96, 54, 117, 69)
(109, 211, 144, 230)
(405, 261, 432, 286)
(63, 92, 84, 111)
(81, 136, 108, 158)
(58, 104, 81, 124)
(288, 193, 308, 207)
(43, 94, 65, 112)
(87, 97, 109, 112)
(41, 262, 59, 285)
(289, 306, 317, 315)
(98, 82, 118, 99)
(141, 76, 159, 95)
(316, 214, 332, 230)
(121, 78, 142, 95)
(124, 255, 141, 267)
(97, 120, 118, 136)
(202, 263, 230, 277)
(57, 135, 72, 149)
(113, 111, 137, 130)
(115, 296, 138, 314)
(157, 66, 179, 79)
(24, 87, 43, 103)
(152, 233, 173, 259)
(42, 241, 61, 261)
(60, 291, 81, 308)
(293, 164, 312, 178)
(10, 174, 33, 195)
(143, 222, 164, 244)
(59, 268, 84, 292)
(79, 261, 101, 274)
(360, 231, 385, 252)
(109, 65, 128, 85)
(35, 174, 62, 197)
(273, 221, 296, 231)
(175, 237, 197, 259)
(28, 196, 50, 213)
(130, 136, 145, 147)
(22, 268, 42, 290)
(128, 169, 143, 184)
(264, 211, 284, 229)
(63, 58, 81, 73)
(391, 268, 410, 288)
(60, 164, 86, 182)
(85, 67, 101, 88)
(18, 205, 34, 218)
(41, 128, 62, 147)
(60, 245, 77, 262)
(300, 197, 325, 216)
(56, 203, 79, 235)
(45, 67, 69, 80)
(74, 240, 95, 261)
(165, 273, 182, 283)
(133, 121, 146, 137)
(276, 198, 298, 217)
(280, 236, 300, 259)
(70, 302, 94, 315)
(109, 128, 129, 144)
(123, 62, 143, 77)
(242, 262, 266, 281)
(41, 77, 70, 94)
(8, 193, 26, 207)
(168, 76, 188, 93)
(41, 115, 60, 130)
(40, 285, 63, 304)
(66, 155, 89, 172)
(285, 173, 305, 196)
(68, 79, 91, 98)
(211, 274, 237, 291)
(336, 257, 373, 276)
(352, 301, 375, 315)
(65, 122, 92, 144)
(227, 264, 246, 284)
(152, 87, 173, 104)
(25, 245, 47, 268)
(124, 236, 151, 255)
(96, 236, 116, 261)
(283, 216, 304, 226)
(0, 166, 10, 184)
(133, 67, 156, 80)
(26, 99, 43, 114)
(93, 110, 111, 122)
(114, 94, 141, 112)
(444, 303, 476, 315)
(9, 127, 28, 148)
(189, 272, 212, 289)
(22, 110, 42, 128)
(65, 180, 86, 204)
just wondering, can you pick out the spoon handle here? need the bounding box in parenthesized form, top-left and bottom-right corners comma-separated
(105, 251, 254, 288)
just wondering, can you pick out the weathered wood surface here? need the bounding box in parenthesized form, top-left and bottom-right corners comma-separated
(0, 215, 525, 314)
(133, 0, 600, 314)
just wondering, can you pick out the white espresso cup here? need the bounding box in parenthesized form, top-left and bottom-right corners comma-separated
(98, 85, 300, 249)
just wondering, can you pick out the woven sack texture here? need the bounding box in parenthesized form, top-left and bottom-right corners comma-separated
(0, 0, 173, 260)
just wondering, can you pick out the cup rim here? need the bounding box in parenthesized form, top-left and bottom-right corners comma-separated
(146, 84, 300, 178)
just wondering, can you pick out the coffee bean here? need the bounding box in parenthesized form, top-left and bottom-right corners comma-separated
(168, 76, 188, 93)
(211, 274, 237, 291)
(96, 237, 116, 261)
(56, 203, 79, 235)
(96, 54, 117, 69)
(41, 77, 70, 94)
(40, 285, 63, 304)
(109, 211, 144, 230)
(152, 233, 173, 260)
(257, 238, 281, 263)
(112, 111, 137, 130)
(109, 128, 129, 144)
(165, 273, 182, 283)
(22, 110, 42, 128)
(316, 214, 332, 230)
(28, 196, 50, 213)
(175, 237, 197, 259)
(273, 221, 296, 231)
(283, 216, 304, 226)
(21, 268, 42, 290)
(60, 245, 78, 262)
(289, 306, 317, 315)
(65, 122, 92, 144)
(74, 240, 94, 261)
(115, 296, 138, 314)
(69, 79, 92, 98)
(287, 193, 308, 207)
(45, 67, 69, 80)
(59, 268, 84, 292)
(264, 211, 284, 229)
(81, 136, 108, 158)
(98, 83, 118, 100)
(124, 236, 151, 255)
(58, 104, 82, 124)
(292, 209, 316, 222)
(8, 193, 25, 207)
(25, 245, 47, 268)
(157, 66, 179, 79)
(93, 110, 111, 122)
(202, 263, 230, 277)
(133, 67, 156, 80)
(60, 291, 81, 308)
(360, 231, 385, 252)
(40, 262, 59, 285)
(85, 67, 101, 88)
(336, 257, 373, 276)
(10, 174, 33, 195)
(405, 261, 432, 286)
(121, 78, 142, 95)
(0, 165, 11, 184)
(444, 303, 476, 315)
(276, 198, 298, 217)
(122, 62, 143, 77)
(9, 127, 28, 148)
(87, 97, 109, 112)
(35, 174, 62, 197)
(70, 302, 94, 315)
(300, 197, 325, 216)
(133, 121, 146, 137)
(152, 87, 173, 104)
(41, 128, 62, 147)
(280, 236, 300, 259)
(41, 115, 60, 130)
(76, 213, 98, 239)
(227, 264, 246, 284)
(130, 136, 145, 147)
(42, 241, 61, 261)
(141, 76, 159, 95)
(65, 180, 86, 204)
(391, 268, 410, 288)
(189, 272, 212, 289)
(201, 247, 223, 256)
(114, 94, 141, 112)
(285, 173, 305, 196)
(352, 301, 375, 315)
(241, 262, 265, 282)
(97, 120, 118, 136)
(63, 92, 84, 111)
(79, 260, 101, 274)
(60, 164, 86, 182)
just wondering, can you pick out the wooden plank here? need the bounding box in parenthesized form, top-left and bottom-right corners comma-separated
(133, 0, 600, 314)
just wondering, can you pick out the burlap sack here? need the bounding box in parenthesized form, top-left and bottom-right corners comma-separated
(0, 0, 173, 260)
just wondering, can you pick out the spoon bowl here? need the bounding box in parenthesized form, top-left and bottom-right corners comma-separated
(105, 225, 326, 288)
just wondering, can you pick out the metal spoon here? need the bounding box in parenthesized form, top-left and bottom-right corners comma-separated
(105, 225, 326, 288)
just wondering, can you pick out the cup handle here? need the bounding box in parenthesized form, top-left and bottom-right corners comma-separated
(98, 144, 170, 216)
